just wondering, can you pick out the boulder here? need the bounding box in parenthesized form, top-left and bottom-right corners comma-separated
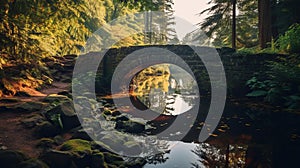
(115, 116, 130, 122)
(37, 138, 55, 150)
(44, 101, 80, 130)
(58, 139, 108, 168)
(123, 141, 142, 156)
(39, 150, 76, 168)
(71, 129, 93, 141)
(111, 110, 121, 117)
(115, 120, 145, 134)
(35, 121, 60, 137)
(60, 139, 92, 156)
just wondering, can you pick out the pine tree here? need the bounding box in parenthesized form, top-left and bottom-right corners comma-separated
(197, 0, 258, 48)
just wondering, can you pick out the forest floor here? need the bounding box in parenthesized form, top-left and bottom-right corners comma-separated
(0, 79, 300, 167)
(0, 82, 70, 158)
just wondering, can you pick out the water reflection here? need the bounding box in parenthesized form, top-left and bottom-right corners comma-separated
(131, 64, 199, 116)
(191, 143, 247, 168)
(144, 141, 248, 168)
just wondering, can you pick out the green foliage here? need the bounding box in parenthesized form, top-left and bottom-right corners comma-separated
(198, 0, 258, 48)
(0, 0, 164, 96)
(49, 113, 63, 129)
(246, 55, 300, 109)
(60, 139, 93, 156)
(275, 23, 300, 54)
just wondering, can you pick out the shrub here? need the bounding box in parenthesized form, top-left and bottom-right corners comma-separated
(246, 55, 300, 109)
(275, 23, 300, 54)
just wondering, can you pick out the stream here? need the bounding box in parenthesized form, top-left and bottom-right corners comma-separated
(95, 64, 300, 167)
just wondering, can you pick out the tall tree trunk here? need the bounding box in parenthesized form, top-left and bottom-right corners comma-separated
(232, 0, 237, 49)
(258, 0, 272, 49)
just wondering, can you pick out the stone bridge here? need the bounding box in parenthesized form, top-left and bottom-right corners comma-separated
(78, 45, 278, 97)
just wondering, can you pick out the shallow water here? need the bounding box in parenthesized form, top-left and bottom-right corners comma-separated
(144, 141, 205, 168)
(96, 64, 300, 167)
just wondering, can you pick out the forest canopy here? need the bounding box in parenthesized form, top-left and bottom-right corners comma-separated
(0, 0, 175, 96)
(0, 0, 299, 97)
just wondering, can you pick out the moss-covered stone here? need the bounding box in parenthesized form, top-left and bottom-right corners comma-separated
(35, 121, 60, 137)
(71, 129, 93, 141)
(39, 150, 76, 168)
(44, 100, 81, 130)
(111, 110, 121, 116)
(123, 141, 142, 155)
(37, 138, 55, 150)
(60, 139, 92, 156)
(115, 120, 145, 134)
(103, 109, 112, 115)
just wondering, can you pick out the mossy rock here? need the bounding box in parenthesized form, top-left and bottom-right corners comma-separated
(111, 110, 121, 116)
(91, 141, 115, 153)
(115, 115, 129, 122)
(123, 141, 142, 155)
(60, 139, 92, 156)
(39, 150, 76, 168)
(100, 132, 126, 149)
(71, 129, 93, 141)
(37, 138, 55, 150)
(44, 100, 80, 130)
(103, 109, 112, 115)
(115, 120, 145, 134)
(35, 121, 60, 137)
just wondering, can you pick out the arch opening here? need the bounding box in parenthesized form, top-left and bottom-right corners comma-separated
(129, 63, 199, 116)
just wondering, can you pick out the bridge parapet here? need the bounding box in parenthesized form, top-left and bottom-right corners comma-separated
(80, 45, 279, 96)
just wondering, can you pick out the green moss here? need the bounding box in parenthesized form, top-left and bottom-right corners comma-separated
(37, 138, 55, 149)
(103, 109, 112, 115)
(60, 139, 92, 155)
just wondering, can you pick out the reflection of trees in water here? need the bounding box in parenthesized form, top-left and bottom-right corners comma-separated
(131, 63, 198, 115)
(145, 152, 169, 165)
(124, 140, 170, 166)
(191, 143, 226, 168)
(180, 95, 197, 107)
(191, 143, 247, 168)
(131, 64, 170, 97)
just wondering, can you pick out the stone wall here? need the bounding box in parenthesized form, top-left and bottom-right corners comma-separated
(90, 45, 279, 96)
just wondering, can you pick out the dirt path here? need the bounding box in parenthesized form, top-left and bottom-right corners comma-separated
(0, 82, 70, 158)
(0, 111, 41, 157)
